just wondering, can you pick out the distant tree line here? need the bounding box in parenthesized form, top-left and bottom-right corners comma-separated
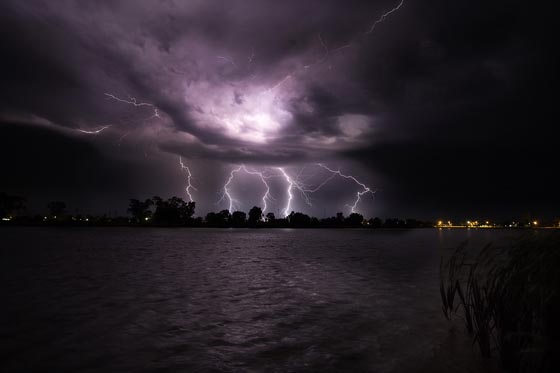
(0, 192, 26, 219)
(126, 198, 435, 228)
(128, 196, 195, 225)
(2, 191, 558, 228)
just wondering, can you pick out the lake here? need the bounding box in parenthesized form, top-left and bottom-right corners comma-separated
(0, 228, 516, 372)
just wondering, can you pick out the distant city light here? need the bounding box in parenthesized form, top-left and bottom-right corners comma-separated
(431, 218, 556, 229)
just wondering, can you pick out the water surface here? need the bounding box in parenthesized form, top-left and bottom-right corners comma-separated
(0, 228, 514, 371)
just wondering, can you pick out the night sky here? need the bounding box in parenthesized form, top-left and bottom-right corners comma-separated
(0, 0, 557, 220)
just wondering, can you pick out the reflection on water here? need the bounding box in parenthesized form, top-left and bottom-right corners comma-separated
(0, 228, 515, 371)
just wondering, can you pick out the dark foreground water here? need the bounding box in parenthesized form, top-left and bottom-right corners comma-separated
(0, 228, 514, 372)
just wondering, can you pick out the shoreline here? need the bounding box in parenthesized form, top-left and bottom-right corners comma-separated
(1, 223, 558, 230)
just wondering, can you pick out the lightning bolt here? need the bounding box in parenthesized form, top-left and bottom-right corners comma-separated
(277, 166, 339, 216)
(297, 171, 337, 206)
(103, 92, 161, 151)
(316, 164, 375, 214)
(266, 0, 405, 90)
(215, 164, 374, 217)
(220, 165, 274, 213)
(76, 125, 110, 134)
(116, 131, 130, 146)
(277, 166, 316, 209)
(262, 74, 293, 95)
(104, 93, 160, 118)
(179, 156, 196, 202)
(365, 0, 404, 34)
(221, 165, 241, 213)
(277, 167, 294, 217)
(217, 56, 237, 68)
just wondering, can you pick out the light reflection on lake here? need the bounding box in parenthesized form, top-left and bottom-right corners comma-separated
(0, 228, 517, 371)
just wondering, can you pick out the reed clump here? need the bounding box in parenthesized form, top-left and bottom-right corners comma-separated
(440, 232, 560, 372)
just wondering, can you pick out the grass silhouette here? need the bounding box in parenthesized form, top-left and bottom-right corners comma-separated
(440, 232, 560, 372)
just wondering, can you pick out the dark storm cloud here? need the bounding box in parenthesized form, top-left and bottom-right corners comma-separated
(0, 0, 557, 217)
(0, 0, 401, 154)
(0, 122, 134, 212)
(338, 0, 559, 218)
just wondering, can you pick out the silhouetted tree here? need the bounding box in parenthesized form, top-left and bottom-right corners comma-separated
(288, 211, 295, 221)
(248, 206, 263, 226)
(290, 212, 311, 227)
(320, 216, 337, 227)
(310, 217, 320, 226)
(152, 196, 195, 225)
(266, 212, 276, 223)
(218, 210, 231, 226)
(383, 218, 405, 228)
(346, 213, 364, 227)
(205, 212, 219, 226)
(206, 210, 231, 227)
(178, 200, 196, 222)
(47, 201, 66, 218)
(231, 211, 246, 227)
(275, 217, 290, 227)
(405, 218, 426, 228)
(369, 217, 383, 228)
(127, 198, 153, 223)
(0, 192, 26, 218)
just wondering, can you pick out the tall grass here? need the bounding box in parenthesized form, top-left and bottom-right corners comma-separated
(440, 232, 560, 372)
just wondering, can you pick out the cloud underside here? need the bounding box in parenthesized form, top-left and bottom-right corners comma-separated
(0, 0, 557, 216)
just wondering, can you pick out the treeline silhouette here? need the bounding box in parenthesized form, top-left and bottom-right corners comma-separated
(128, 197, 434, 228)
(126, 196, 435, 228)
(0, 192, 437, 228)
(7, 192, 556, 228)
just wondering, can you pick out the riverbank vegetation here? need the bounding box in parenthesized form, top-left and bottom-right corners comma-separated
(1, 192, 434, 228)
(2, 191, 558, 228)
(440, 232, 560, 372)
